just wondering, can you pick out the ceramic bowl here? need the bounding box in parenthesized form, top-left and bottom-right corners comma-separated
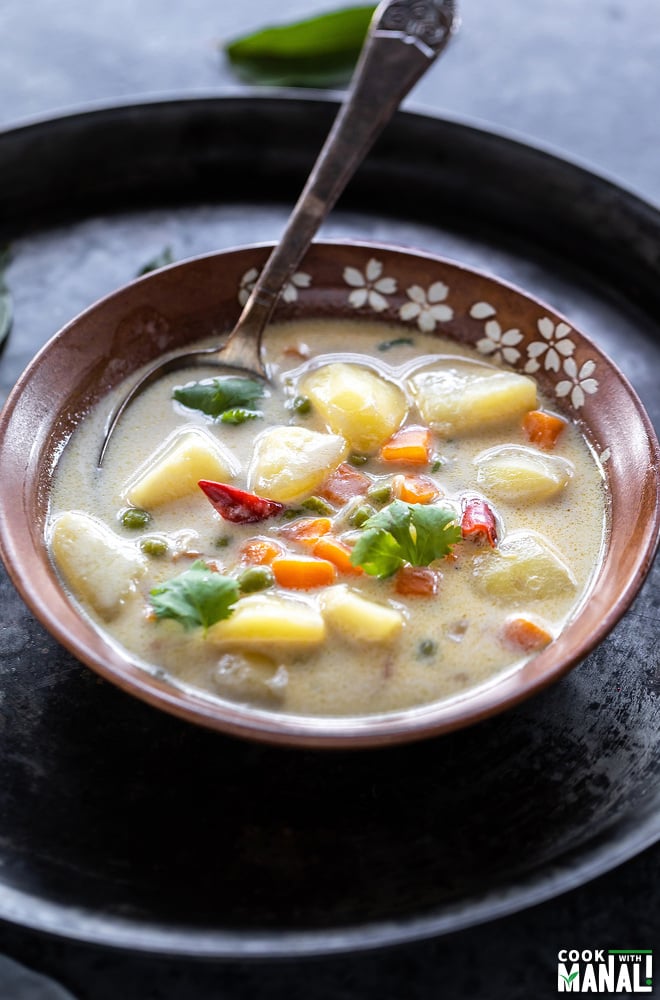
(1, 241, 658, 748)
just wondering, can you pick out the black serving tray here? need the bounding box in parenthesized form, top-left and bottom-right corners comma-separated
(0, 94, 659, 959)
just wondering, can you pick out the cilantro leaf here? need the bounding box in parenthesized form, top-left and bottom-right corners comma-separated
(350, 501, 461, 578)
(377, 336, 414, 352)
(136, 246, 174, 276)
(173, 376, 264, 419)
(350, 528, 404, 578)
(401, 503, 462, 566)
(150, 560, 239, 631)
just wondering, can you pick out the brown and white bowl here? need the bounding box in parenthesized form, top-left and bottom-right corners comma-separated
(0, 241, 658, 747)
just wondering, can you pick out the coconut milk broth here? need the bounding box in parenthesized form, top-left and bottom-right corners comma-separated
(49, 319, 607, 716)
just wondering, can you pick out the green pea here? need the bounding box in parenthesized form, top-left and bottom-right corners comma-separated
(350, 504, 375, 528)
(238, 566, 274, 593)
(119, 507, 151, 530)
(348, 453, 369, 466)
(366, 483, 392, 506)
(291, 395, 312, 415)
(139, 537, 168, 557)
(418, 638, 438, 658)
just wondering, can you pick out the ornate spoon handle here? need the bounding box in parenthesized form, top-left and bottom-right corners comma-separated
(216, 0, 458, 373)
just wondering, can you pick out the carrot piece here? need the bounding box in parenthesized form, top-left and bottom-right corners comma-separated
(522, 410, 567, 450)
(501, 616, 553, 652)
(278, 516, 332, 545)
(379, 426, 432, 465)
(395, 565, 439, 596)
(240, 537, 285, 565)
(392, 474, 439, 505)
(319, 463, 371, 504)
(271, 555, 337, 589)
(313, 535, 363, 575)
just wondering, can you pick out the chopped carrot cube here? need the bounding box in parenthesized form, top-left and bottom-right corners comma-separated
(501, 616, 553, 652)
(394, 565, 439, 596)
(240, 537, 285, 565)
(522, 410, 567, 450)
(379, 426, 432, 465)
(271, 555, 337, 589)
(392, 474, 440, 505)
(313, 535, 363, 575)
(278, 516, 332, 545)
(319, 464, 371, 504)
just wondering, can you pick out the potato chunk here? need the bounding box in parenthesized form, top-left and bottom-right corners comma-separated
(125, 427, 239, 509)
(50, 511, 146, 620)
(409, 365, 537, 435)
(475, 445, 573, 502)
(213, 652, 287, 705)
(248, 426, 347, 503)
(207, 593, 326, 646)
(301, 363, 407, 453)
(320, 585, 404, 643)
(473, 531, 576, 600)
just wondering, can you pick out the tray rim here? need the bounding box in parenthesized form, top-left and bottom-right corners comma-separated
(1, 92, 659, 958)
(2, 85, 658, 211)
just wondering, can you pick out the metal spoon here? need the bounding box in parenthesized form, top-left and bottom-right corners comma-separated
(98, 0, 458, 465)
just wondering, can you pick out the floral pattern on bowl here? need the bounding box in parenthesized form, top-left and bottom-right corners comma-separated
(239, 252, 600, 413)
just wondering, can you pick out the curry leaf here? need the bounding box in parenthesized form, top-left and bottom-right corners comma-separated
(223, 5, 376, 87)
(350, 527, 404, 578)
(150, 560, 239, 631)
(173, 376, 264, 419)
(377, 337, 415, 352)
(136, 246, 174, 276)
(351, 500, 461, 578)
(0, 245, 13, 350)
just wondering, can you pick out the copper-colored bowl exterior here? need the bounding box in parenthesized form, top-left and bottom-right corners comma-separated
(1, 242, 659, 748)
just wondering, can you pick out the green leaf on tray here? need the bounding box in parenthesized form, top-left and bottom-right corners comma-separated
(0, 245, 13, 350)
(350, 500, 462, 578)
(150, 560, 239, 631)
(136, 246, 175, 276)
(173, 376, 265, 420)
(223, 5, 377, 87)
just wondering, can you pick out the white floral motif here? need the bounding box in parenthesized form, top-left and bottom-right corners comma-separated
(238, 267, 311, 306)
(470, 301, 497, 321)
(343, 258, 397, 312)
(469, 301, 522, 364)
(399, 281, 453, 332)
(238, 267, 259, 306)
(524, 317, 575, 374)
(555, 357, 599, 409)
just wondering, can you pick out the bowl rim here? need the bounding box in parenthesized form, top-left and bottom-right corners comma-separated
(1, 238, 659, 748)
